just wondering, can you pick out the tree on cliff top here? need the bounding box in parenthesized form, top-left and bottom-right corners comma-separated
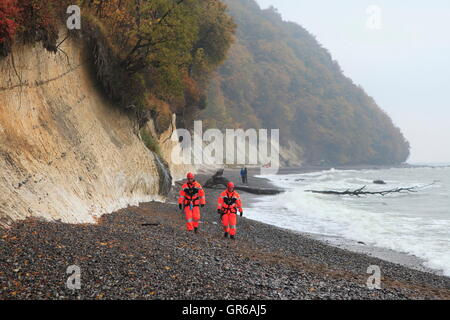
(0, 0, 21, 47)
(1, 0, 236, 136)
(82, 0, 235, 132)
(0, 0, 73, 56)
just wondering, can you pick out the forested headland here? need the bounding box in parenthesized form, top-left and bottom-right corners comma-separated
(1, 0, 410, 166)
(199, 0, 410, 165)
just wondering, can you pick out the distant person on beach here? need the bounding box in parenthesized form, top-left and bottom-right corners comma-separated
(217, 182, 244, 240)
(240, 166, 248, 184)
(178, 172, 206, 233)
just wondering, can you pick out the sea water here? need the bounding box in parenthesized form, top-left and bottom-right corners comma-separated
(247, 165, 450, 276)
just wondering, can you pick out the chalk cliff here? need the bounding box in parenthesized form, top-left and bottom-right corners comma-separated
(0, 38, 180, 226)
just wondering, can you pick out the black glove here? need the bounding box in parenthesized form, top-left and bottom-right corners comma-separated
(240, 211, 243, 217)
(201, 204, 205, 208)
(179, 204, 182, 210)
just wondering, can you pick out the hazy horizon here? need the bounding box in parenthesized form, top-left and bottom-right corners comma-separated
(255, 0, 450, 163)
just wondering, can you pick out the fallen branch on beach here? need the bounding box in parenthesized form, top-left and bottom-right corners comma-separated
(305, 182, 436, 197)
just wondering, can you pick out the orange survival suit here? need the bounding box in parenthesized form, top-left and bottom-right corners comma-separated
(217, 182, 243, 239)
(178, 173, 206, 232)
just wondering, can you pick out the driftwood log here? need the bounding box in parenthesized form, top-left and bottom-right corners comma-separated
(306, 182, 436, 197)
(202, 170, 283, 195)
(203, 169, 226, 188)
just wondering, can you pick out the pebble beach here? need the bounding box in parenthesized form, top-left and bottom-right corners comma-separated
(0, 169, 449, 300)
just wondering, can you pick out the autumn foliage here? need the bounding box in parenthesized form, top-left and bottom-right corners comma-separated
(0, 0, 71, 56)
(0, 0, 21, 54)
(0, 0, 235, 134)
(82, 0, 235, 132)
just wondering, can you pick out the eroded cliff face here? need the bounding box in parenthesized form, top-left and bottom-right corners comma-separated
(0, 38, 178, 226)
(146, 116, 194, 183)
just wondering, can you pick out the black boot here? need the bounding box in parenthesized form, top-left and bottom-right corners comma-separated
(224, 232, 229, 238)
(194, 227, 198, 234)
(230, 235, 235, 240)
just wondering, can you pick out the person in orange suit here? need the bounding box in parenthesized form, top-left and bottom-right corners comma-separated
(217, 182, 243, 240)
(178, 172, 206, 233)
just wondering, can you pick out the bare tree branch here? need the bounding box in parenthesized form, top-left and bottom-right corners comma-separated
(305, 182, 436, 197)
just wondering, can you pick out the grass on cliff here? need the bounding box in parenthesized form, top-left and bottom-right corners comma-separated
(140, 127, 161, 157)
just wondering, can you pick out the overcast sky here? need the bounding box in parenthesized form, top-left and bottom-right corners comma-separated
(255, 0, 450, 163)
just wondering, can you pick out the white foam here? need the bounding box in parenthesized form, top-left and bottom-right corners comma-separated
(248, 167, 450, 276)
